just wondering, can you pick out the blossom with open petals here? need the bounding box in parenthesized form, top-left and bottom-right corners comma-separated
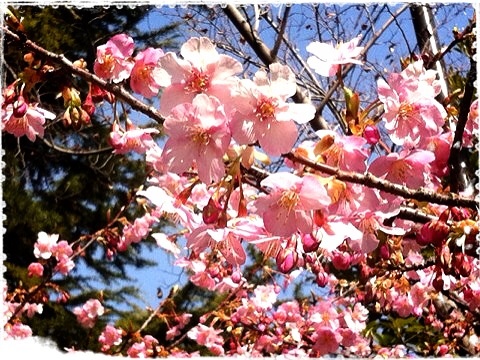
(306, 35, 364, 77)
(158, 37, 243, 115)
(230, 63, 315, 156)
(378, 60, 446, 146)
(94, 33, 134, 83)
(2, 102, 54, 141)
(161, 94, 231, 184)
(130, 47, 170, 98)
(254, 172, 331, 237)
(109, 120, 158, 154)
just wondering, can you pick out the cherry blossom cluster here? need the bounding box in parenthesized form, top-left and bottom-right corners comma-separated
(2, 28, 479, 357)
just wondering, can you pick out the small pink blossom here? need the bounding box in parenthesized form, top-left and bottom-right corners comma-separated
(109, 120, 159, 154)
(5, 323, 33, 339)
(254, 173, 331, 237)
(158, 37, 243, 115)
(314, 130, 369, 172)
(306, 35, 364, 77)
(464, 99, 478, 147)
(188, 324, 225, 356)
(73, 299, 104, 328)
(119, 213, 158, 250)
(130, 47, 170, 98)
(54, 255, 75, 275)
(99, 325, 124, 352)
(94, 34, 135, 83)
(27, 262, 44, 277)
(2, 103, 55, 141)
(251, 284, 278, 310)
(33, 232, 59, 259)
(378, 60, 446, 146)
(161, 94, 231, 184)
(312, 326, 342, 355)
(230, 63, 315, 156)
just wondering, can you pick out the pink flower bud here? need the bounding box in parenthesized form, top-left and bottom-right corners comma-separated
(417, 220, 449, 246)
(2, 82, 18, 105)
(231, 271, 242, 284)
(379, 244, 390, 260)
(316, 272, 329, 287)
(331, 251, 351, 270)
(27, 262, 44, 277)
(13, 96, 28, 117)
(276, 248, 298, 273)
(202, 197, 223, 225)
(363, 125, 380, 145)
(302, 233, 320, 253)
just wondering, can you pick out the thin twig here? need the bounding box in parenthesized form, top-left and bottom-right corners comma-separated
(3, 26, 165, 125)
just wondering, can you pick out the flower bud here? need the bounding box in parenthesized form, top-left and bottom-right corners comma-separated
(2, 82, 18, 105)
(276, 247, 298, 273)
(363, 125, 380, 145)
(202, 197, 223, 225)
(331, 251, 351, 271)
(417, 220, 449, 246)
(13, 96, 28, 117)
(301, 233, 320, 253)
(316, 272, 329, 287)
(231, 271, 242, 284)
(379, 244, 390, 260)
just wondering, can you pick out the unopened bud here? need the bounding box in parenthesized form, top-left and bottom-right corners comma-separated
(301, 233, 320, 253)
(417, 220, 449, 246)
(331, 251, 351, 271)
(202, 197, 223, 225)
(363, 125, 380, 145)
(13, 96, 28, 117)
(73, 58, 87, 69)
(276, 247, 298, 273)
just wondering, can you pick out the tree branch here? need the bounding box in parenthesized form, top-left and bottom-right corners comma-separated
(448, 57, 477, 193)
(3, 26, 165, 125)
(222, 5, 330, 130)
(284, 152, 477, 209)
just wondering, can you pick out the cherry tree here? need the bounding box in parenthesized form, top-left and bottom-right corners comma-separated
(2, 3, 479, 357)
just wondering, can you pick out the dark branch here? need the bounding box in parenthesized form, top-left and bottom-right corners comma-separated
(448, 58, 477, 193)
(284, 152, 477, 209)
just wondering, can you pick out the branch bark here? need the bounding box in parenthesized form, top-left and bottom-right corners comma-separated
(284, 152, 477, 209)
(448, 57, 477, 193)
(3, 26, 165, 125)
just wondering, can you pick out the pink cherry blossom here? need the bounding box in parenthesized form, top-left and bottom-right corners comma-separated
(2, 103, 55, 141)
(230, 63, 316, 156)
(161, 94, 231, 184)
(314, 130, 369, 172)
(464, 99, 478, 147)
(109, 120, 159, 154)
(27, 262, 44, 277)
(54, 255, 75, 275)
(94, 33, 135, 83)
(312, 326, 342, 355)
(73, 299, 105, 328)
(119, 213, 158, 251)
(99, 325, 124, 352)
(368, 149, 435, 188)
(254, 172, 331, 237)
(187, 324, 225, 356)
(5, 323, 33, 339)
(130, 47, 170, 98)
(378, 60, 446, 146)
(306, 35, 364, 77)
(158, 37, 243, 115)
(33, 232, 59, 259)
(251, 284, 278, 310)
